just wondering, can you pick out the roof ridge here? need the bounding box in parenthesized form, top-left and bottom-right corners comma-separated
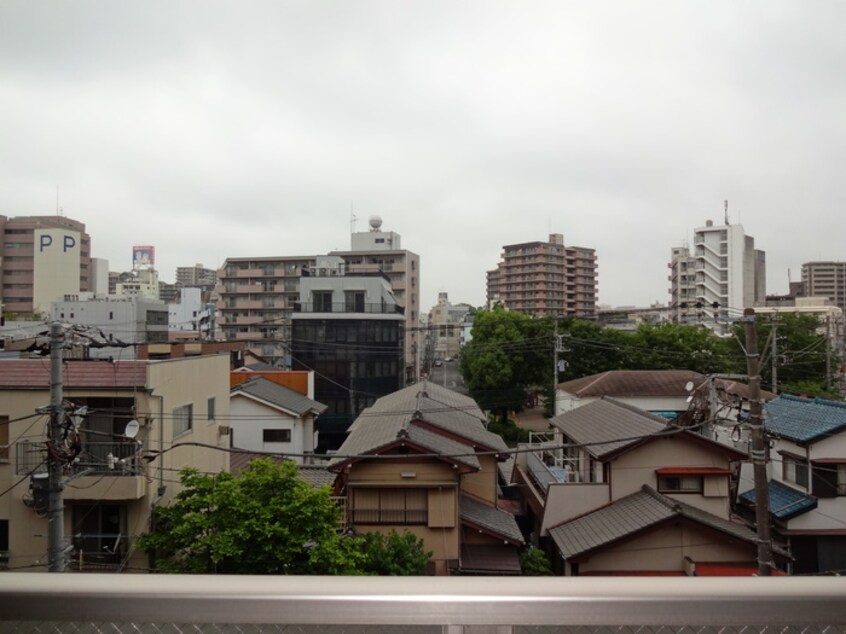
(578, 371, 610, 396)
(600, 397, 670, 424)
(641, 485, 683, 513)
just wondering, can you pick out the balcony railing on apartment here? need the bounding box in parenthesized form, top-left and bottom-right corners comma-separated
(1, 575, 845, 632)
(16, 440, 141, 477)
(293, 302, 404, 315)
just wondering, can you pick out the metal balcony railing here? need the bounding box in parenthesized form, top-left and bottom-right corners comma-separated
(293, 302, 404, 315)
(1, 575, 845, 632)
(15, 440, 140, 476)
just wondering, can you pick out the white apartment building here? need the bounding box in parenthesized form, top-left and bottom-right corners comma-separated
(669, 220, 766, 333)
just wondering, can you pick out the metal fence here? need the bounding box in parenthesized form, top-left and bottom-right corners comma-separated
(1, 574, 845, 633)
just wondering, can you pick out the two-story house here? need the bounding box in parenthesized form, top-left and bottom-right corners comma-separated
(514, 397, 784, 575)
(738, 395, 846, 574)
(0, 355, 230, 572)
(229, 376, 326, 464)
(329, 380, 524, 575)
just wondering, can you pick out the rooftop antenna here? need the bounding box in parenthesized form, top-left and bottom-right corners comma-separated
(724, 200, 729, 225)
(350, 201, 357, 234)
(56, 185, 61, 216)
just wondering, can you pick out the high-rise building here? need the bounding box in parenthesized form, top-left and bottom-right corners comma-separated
(486, 233, 598, 317)
(291, 256, 405, 451)
(0, 215, 91, 316)
(801, 262, 846, 314)
(331, 216, 420, 382)
(669, 220, 766, 332)
(216, 218, 420, 379)
(216, 255, 317, 363)
(176, 263, 217, 290)
(427, 292, 472, 363)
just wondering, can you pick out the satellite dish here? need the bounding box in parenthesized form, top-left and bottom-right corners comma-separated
(124, 419, 140, 439)
(684, 381, 695, 392)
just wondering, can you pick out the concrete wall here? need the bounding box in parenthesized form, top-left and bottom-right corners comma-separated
(541, 483, 610, 536)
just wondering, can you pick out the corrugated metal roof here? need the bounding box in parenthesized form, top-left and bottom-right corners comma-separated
(549, 486, 765, 559)
(0, 359, 148, 389)
(765, 394, 846, 444)
(739, 479, 818, 520)
(231, 376, 327, 416)
(549, 398, 667, 459)
(460, 496, 524, 545)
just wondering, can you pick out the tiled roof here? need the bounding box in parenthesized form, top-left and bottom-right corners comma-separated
(764, 394, 846, 444)
(332, 381, 500, 468)
(0, 359, 148, 389)
(460, 496, 524, 545)
(549, 486, 770, 560)
(460, 544, 521, 575)
(558, 370, 704, 398)
(739, 479, 818, 520)
(231, 376, 327, 416)
(229, 451, 335, 489)
(549, 398, 667, 459)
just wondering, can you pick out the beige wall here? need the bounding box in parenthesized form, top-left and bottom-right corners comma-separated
(576, 521, 755, 575)
(610, 436, 733, 517)
(1, 355, 231, 572)
(541, 483, 610, 536)
(461, 455, 499, 504)
(32, 228, 81, 315)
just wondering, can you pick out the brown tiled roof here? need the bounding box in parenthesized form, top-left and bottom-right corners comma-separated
(0, 359, 148, 389)
(558, 370, 704, 398)
(460, 544, 521, 575)
(228, 451, 335, 489)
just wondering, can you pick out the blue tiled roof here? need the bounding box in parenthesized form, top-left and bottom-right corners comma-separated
(764, 394, 846, 444)
(739, 479, 817, 520)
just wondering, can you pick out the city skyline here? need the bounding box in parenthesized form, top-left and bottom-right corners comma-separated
(2, 2, 844, 310)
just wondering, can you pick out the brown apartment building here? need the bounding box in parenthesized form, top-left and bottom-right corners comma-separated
(486, 233, 597, 317)
(0, 215, 91, 316)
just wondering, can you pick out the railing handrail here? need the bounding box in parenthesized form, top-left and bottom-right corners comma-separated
(0, 575, 845, 626)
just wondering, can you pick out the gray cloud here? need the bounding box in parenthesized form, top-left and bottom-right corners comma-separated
(1, 1, 844, 310)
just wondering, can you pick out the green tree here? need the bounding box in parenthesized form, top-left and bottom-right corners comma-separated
(461, 307, 550, 422)
(137, 459, 363, 574)
(359, 530, 432, 575)
(520, 547, 553, 575)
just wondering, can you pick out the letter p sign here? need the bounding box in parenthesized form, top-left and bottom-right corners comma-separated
(39, 235, 52, 251)
(63, 235, 76, 252)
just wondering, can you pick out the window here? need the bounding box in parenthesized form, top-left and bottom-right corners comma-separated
(71, 504, 126, 569)
(351, 488, 427, 524)
(0, 519, 8, 565)
(811, 461, 846, 497)
(344, 291, 365, 313)
(657, 475, 703, 493)
(312, 291, 333, 312)
(173, 404, 193, 437)
(207, 397, 216, 423)
(263, 429, 291, 443)
(782, 453, 809, 489)
(0, 417, 8, 462)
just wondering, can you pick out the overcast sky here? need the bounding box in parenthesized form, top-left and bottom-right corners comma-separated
(1, 1, 844, 311)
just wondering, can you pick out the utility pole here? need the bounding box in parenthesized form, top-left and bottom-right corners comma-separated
(47, 321, 65, 572)
(771, 319, 778, 393)
(826, 316, 832, 391)
(743, 308, 773, 576)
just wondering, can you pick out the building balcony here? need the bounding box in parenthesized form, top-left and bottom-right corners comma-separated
(293, 302, 404, 316)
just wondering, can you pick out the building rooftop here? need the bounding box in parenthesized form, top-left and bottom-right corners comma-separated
(764, 394, 846, 444)
(230, 376, 327, 417)
(0, 359, 148, 389)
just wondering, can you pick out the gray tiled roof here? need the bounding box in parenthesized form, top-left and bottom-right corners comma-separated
(228, 452, 335, 489)
(330, 408, 480, 470)
(549, 486, 772, 560)
(460, 496, 524, 545)
(332, 381, 502, 468)
(765, 394, 846, 444)
(231, 376, 327, 416)
(549, 398, 667, 459)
